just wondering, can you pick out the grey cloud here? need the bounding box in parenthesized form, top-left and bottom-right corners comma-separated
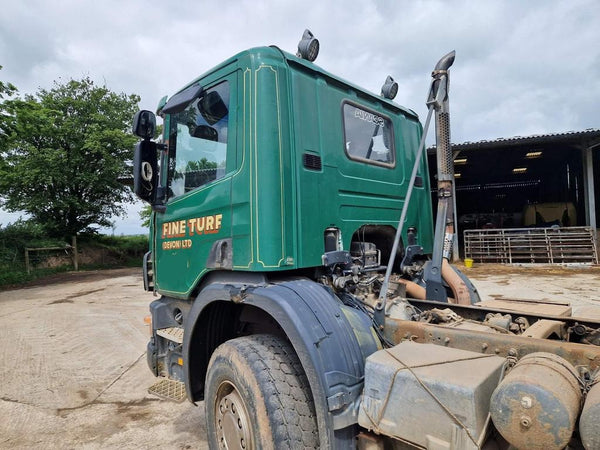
(1, 0, 598, 232)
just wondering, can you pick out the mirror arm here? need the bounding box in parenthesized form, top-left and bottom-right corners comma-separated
(152, 203, 167, 213)
(151, 143, 168, 212)
(152, 185, 167, 213)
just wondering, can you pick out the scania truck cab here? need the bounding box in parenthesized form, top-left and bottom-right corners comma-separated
(132, 33, 600, 450)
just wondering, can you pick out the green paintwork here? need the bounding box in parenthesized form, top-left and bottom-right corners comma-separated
(152, 46, 433, 299)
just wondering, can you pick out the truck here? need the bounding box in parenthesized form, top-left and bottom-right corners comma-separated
(131, 31, 600, 449)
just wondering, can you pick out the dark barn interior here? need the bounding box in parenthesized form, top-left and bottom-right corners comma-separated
(427, 129, 600, 256)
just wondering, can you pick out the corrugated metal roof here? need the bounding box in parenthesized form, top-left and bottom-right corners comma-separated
(428, 128, 600, 152)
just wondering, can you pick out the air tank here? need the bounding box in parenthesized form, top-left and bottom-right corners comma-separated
(489, 352, 582, 450)
(580, 378, 600, 450)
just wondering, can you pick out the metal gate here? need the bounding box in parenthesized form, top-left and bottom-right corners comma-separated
(464, 227, 599, 264)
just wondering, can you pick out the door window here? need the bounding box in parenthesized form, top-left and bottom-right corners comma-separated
(167, 82, 230, 199)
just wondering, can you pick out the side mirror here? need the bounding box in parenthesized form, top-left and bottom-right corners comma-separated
(133, 140, 158, 203)
(132, 110, 156, 139)
(199, 91, 228, 125)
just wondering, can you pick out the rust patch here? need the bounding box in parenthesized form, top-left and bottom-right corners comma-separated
(386, 319, 600, 371)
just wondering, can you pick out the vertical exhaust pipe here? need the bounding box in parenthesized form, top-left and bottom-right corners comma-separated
(423, 51, 460, 302)
(377, 51, 474, 326)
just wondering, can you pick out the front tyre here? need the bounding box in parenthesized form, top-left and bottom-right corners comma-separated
(205, 334, 319, 450)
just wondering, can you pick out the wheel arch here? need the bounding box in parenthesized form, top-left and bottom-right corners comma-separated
(183, 272, 380, 449)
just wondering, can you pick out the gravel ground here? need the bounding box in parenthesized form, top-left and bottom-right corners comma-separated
(1, 265, 599, 449)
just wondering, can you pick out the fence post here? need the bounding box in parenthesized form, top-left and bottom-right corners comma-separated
(25, 248, 30, 274)
(72, 236, 79, 271)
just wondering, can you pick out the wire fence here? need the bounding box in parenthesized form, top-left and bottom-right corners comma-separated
(24, 244, 77, 274)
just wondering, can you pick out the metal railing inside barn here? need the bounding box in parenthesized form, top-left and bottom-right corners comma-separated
(464, 227, 598, 264)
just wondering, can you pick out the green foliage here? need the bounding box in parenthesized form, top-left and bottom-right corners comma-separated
(0, 77, 140, 238)
(0, 220, 69, 286)
(139, 205, 152, 228)
(81, 233, 148, 256)
(0, 225, 148, 287)
(0, 66, 18, 166)
(0, 266, 71, 287)
(0, 219, 65, 263)
(186, 158, 217, 171)
(0, 65, 17, 100)
(155, 123, 163, 140)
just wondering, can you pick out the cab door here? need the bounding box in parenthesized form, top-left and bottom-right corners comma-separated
(154, 73, 237, 298)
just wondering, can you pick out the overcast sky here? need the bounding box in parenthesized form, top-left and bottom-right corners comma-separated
(1, 0, 599, 234)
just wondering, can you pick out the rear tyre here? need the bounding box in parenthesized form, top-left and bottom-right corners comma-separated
(205, 334, 319, 450)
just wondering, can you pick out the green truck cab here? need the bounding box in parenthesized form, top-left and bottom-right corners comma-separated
(132, 36, 600, 450)
(141, 45, 432, 298)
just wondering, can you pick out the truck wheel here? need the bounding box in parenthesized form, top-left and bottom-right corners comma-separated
(205, 334, 319, 449)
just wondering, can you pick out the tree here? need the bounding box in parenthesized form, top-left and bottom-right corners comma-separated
(0, 66, 17, 100)
(0, 66, 17, 167)
(0, 77, 140, 238)
(139, 205, 152, 228)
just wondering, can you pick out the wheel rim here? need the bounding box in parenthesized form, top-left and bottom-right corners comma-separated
(215, 381, 253, 450)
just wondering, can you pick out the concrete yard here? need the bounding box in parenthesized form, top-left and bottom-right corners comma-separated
(1, 265, 599, 449)
(0, 269, 206, 450)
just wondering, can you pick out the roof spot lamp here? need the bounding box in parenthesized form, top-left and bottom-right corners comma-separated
(381, 76, 398, 100)
(297, 29, 319, 62)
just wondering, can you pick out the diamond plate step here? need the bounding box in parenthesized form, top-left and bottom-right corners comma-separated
(148, 378, 186, 402)
(156, 327, 184, 344)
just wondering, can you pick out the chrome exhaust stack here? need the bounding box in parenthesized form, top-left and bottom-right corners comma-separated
(423, 51, 463, 302)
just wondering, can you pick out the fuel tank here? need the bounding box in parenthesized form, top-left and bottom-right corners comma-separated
(490, 352, 582, 450)
(580, 377, 600, 450)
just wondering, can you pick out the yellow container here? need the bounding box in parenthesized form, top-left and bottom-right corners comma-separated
(464, 258, 474, 268)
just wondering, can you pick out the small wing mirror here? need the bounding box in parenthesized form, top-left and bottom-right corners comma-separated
(156, 95, 168, 116)
(133, 140, 158, 203)
(132, 110, 156, 140)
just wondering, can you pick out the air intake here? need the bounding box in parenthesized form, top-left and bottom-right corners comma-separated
(303, 153, 322, 171)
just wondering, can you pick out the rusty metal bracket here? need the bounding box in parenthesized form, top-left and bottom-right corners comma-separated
(386, 318, 600, 371)
(523, 319, 567, 340)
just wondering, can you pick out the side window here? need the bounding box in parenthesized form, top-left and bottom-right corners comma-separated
(168, 81, 229, 199)
(342, 102, 395, 167)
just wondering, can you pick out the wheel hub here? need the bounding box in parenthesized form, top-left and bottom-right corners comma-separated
(215, 382, 252, 450)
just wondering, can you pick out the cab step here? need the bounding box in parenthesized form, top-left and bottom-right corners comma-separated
(148, 378, 186, 402)
(156, 327, 184, 344)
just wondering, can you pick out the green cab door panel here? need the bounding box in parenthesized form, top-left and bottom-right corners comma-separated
(154, 75, 237, 298)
